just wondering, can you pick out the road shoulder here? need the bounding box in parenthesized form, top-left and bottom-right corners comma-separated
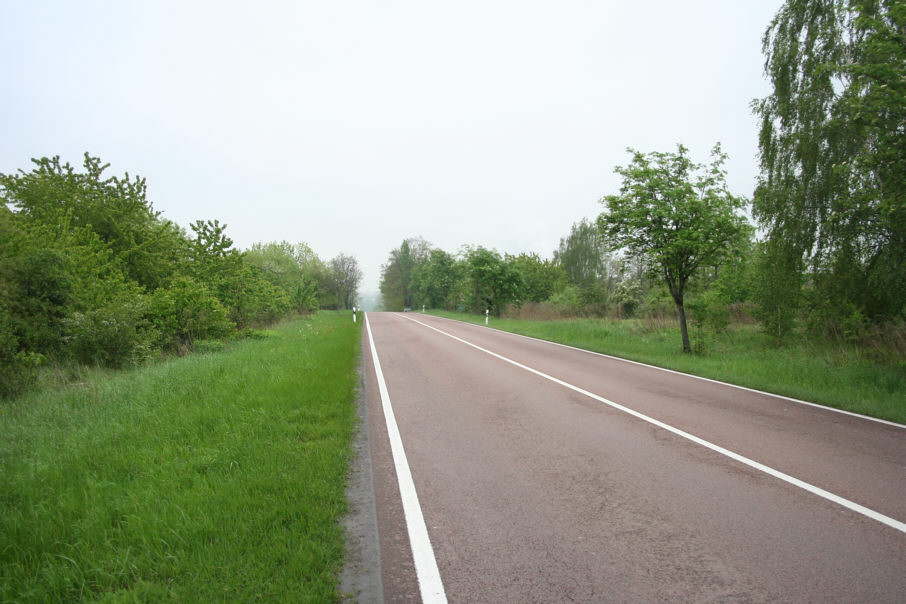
(339, 356, 384, 603)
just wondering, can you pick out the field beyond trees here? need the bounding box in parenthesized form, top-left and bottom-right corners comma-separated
(0, 313, 361, 602)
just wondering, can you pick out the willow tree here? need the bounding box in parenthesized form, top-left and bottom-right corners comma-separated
(753, 0, 906, 328)
(598, 145, 748, 353)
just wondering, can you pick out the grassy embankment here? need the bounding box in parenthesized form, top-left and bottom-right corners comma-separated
(427, 310, 906, 425)
(1, 312, 361, 602)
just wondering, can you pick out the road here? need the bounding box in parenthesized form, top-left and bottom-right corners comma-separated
(360, 312, 906, 603)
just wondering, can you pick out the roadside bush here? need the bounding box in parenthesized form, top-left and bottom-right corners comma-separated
(6, 247, 72, 355)
(612, 281, 643, 318)
(214, 266, 292, 329)
(0, 308, 45, 399)
(638, 287, 674, 319)
(150, 277, 233, 352)
(578, 283, 608, 315)
(753, 241, 802, 342)
(688, 289, 732, 354)
(548, 286, 583, 315)
(63, 296, 154, 368)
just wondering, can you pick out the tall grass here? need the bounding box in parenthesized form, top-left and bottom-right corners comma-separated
(429, 310, 906, 425)
(1, 312, 361, 602)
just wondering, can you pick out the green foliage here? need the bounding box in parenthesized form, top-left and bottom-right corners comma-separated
(687, 288, 732, 354)
(244, 241, 324, 312)
(0, 152, 345, 399)
(548, 285, 583, 314)
(380, 250, 405, 311)
(598, 144, 749, 352)
(0, 154, 184, 290)
(380, 238, 433, 311)
(6, 247, 72, 354)
(754, 0, 906, 328)
(399, 239, 413, 307)
(554, 219, 622, 305)
(0, 308, 45, 398)
(507, 252, 566, 303)
(64, 291, 154, 368)
(556, 219, 607, 287)
(413, 248, 461, 309)
(752, 239, 804, 342)
(328, 253, 363, 310)
(149, 277, 233, 352)
(612, 281, 643, 317)
(464, 246, 524, 314)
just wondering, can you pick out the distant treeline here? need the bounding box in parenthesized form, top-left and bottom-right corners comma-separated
(379, 227, 749, 326)
(0, 154, 362, 398)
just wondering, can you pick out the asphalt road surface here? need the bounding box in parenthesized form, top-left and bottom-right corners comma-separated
(360, 312, 905, 603)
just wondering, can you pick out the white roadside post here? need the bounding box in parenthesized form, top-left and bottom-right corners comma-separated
(485, 308, 489, 326)
(353, 306, 357, 323)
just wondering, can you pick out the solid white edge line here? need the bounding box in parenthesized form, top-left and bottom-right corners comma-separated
(424, 313, 905, 429)
(399, 313, 906, 535)
(365, 314, 447, 603)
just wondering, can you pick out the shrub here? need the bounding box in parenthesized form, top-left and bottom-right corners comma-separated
(63, 296, 154, 368)
(688, 289, 732, 354)
(150, 277, 233, 352)
(612, 281, 643, 318)
(548, 286, 583, 314)
(0, 308, 45, 399)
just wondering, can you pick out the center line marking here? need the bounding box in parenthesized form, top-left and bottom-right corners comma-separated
(365, 314, 447, 603)
(400, 313, 906, 535)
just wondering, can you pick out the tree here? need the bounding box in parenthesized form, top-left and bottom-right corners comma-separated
(329, 254, 363, 310)
(0, 151, 339, 397)
(463, 247, 523, 314)
(0, 154, 185, 291)
(554, 219, 613, 289)
(411, 248, 460, 309)
(379, 247, 404, 311)
(597, 144, 748, 353)
(753, 0, 906, 326)
(379, 238, 434, 311)
(399, 240, 413, 308)
(554, 218, 622, 313)
(506, 253, 565, 303)
(244, 241, 323, 312)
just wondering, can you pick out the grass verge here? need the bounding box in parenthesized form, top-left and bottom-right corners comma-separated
(427, 310, 906, 425)
(1, 312, 361, 602)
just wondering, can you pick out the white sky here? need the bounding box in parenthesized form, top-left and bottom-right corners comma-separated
(1, 1, 783, 298)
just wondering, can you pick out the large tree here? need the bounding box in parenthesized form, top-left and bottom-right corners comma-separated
(379, 238, 433, 311)
(554, 218, 623, 311)
(753, 0, 906, 325)
(463, 247, 523, 315)
(329, 253, 363, 310)
(507, 252, 565, 304)
(0, 154, 186, 291)
(597, 144, 748, 353)
(554, 219, 613, 289)
(412, 248, 460, 310)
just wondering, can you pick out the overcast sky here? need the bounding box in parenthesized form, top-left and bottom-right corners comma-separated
(1, 1, 783, 299)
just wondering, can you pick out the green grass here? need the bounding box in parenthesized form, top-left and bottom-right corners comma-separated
(1, 312, 361, 602)
(428, 310, 906, 425)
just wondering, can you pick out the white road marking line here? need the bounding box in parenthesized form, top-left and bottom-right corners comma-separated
(365, 314, 448, 603)
(427, 313, 906, 429)
(400, 314, 906, 535)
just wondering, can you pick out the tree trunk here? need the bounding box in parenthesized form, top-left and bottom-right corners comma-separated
(676, 301, 691, 353)
(666, 274, 691, 353)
